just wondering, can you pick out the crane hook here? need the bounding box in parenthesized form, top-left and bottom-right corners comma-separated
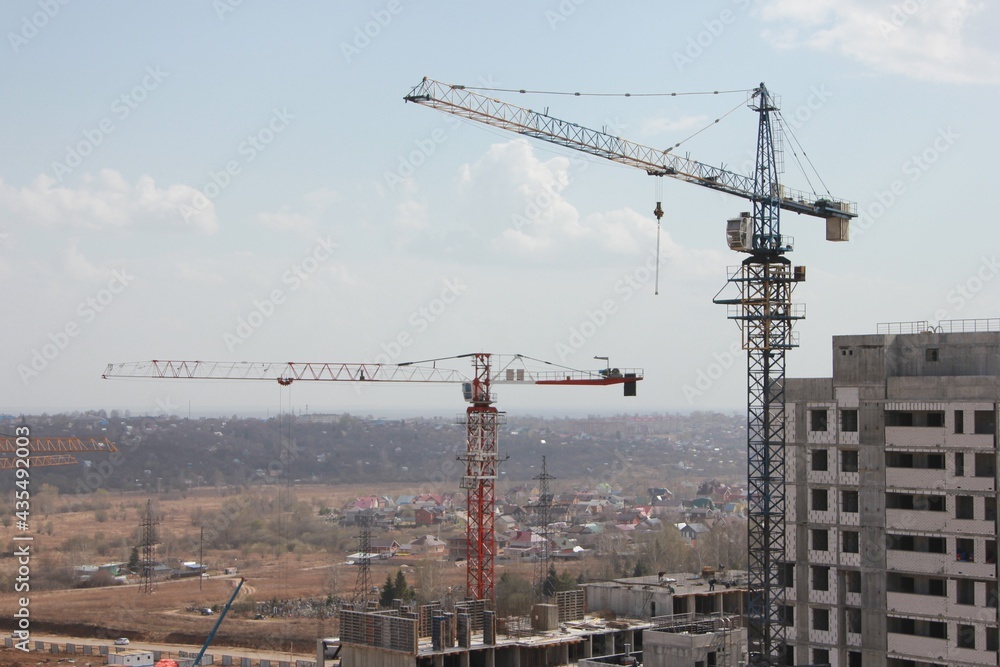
(654, 201, 663, 296)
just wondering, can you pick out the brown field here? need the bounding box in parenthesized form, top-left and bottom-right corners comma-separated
(0, 483, 549, 654)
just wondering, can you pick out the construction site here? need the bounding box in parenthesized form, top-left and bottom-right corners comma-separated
(4, 3, 996, 667)
(83, 73, 856, 667)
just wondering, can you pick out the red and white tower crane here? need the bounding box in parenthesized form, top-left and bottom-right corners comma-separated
(103, 353, 641, 603)
(403, 78, 856, 665)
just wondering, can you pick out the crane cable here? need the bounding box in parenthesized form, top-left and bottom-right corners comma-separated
(460, 85, 755, 98)
(665, 94, 753, 154)
(774, 110, 833, 198)
(654, 180, 663, 296)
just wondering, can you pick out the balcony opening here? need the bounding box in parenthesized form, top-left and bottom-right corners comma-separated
(810, 409, 828, 432)
(888, 534, 946, 554)
(887, 616, 947, 639)
(843, 569, 861, 593)
(812, 488, 828, 512)
(778, 561, 795, 588)
(842, 489, 859, 513)
(956, 495, 975, 520)
(975, 410, 996, 435)
(841, 449, 859, 473)
(975, 452, 996, 477)
(886, 410, 945, 427)
(886, 451, 944, 469)
(886, 492, 944, 512)
(956, 537, 975, 562)
(957, 624, 976, 649)
(841, 409, 858, 433)
(812, 565, 829, 592)
(846, 607, 862, 634)
(888, 573, 946, 596)
(812, 528, 829, 551)
(781, 604, 794, 627)
(956, 579, 975, 605)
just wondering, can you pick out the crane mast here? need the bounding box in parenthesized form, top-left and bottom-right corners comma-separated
(406, 78, 857, 665)
(104, 354, 641, 605)
(720, 84, 793, 664)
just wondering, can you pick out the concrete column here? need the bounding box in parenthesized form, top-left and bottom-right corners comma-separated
(484, 648, 495, 667)
(583, 635, 593, 658)
(460, 651, 470, 667)
(561, 643, 569, 665)
(512, 646, 521, 667)
(433, 655, 444, 667)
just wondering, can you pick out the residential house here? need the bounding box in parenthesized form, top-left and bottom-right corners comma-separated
(404, 535, 446, 555)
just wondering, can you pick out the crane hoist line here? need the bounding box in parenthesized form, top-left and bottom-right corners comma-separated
(404, 77, 857, 667)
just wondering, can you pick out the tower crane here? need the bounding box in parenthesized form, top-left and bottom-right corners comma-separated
(404, 78, 857, 665)
(103, 353, 642, 603)
(0, 437, 118, 470)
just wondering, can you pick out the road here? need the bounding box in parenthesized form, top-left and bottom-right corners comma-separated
(28, 634, 317, 663)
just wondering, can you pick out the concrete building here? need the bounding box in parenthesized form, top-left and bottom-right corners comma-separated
(785, 322, 1000, 667)
(335, 575, 747, 666)
(582, 573, 747, 620)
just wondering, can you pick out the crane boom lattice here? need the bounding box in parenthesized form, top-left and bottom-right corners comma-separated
(0, 437, 118, 470)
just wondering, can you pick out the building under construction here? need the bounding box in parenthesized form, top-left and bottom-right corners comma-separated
(324, 573, 747, 667)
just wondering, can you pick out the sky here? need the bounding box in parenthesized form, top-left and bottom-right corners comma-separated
(1, 0, 998, 418)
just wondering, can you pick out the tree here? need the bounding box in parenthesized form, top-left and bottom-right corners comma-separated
(380, 573, 396, 608)
(543, 565, 558, 598)
(495, 571, 533, 617)
(380, 569, 414, 608)
(128, 546, 140, 572)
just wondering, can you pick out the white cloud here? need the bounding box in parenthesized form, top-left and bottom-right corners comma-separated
(394, 198, 428, 229)
(449, 140, 726, 277)
(303, 187, 340, 206)
(175, 261, 226, 286)
(63, 245, 107, 283)
(258, 210, 316, 234)
(757, 0, 1000, 84)
(0, 169, 218, 234)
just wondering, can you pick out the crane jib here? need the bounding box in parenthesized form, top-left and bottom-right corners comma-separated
(404, 78, 857, 223)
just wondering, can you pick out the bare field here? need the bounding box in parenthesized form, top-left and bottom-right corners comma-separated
(0, 483, 483, 653)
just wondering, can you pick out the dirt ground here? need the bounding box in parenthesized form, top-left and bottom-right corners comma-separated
(0, 483, 542, 653)
(0, 646, 79, 667)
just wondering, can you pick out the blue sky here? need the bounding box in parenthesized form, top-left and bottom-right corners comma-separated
(1, 1, 997, 417)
